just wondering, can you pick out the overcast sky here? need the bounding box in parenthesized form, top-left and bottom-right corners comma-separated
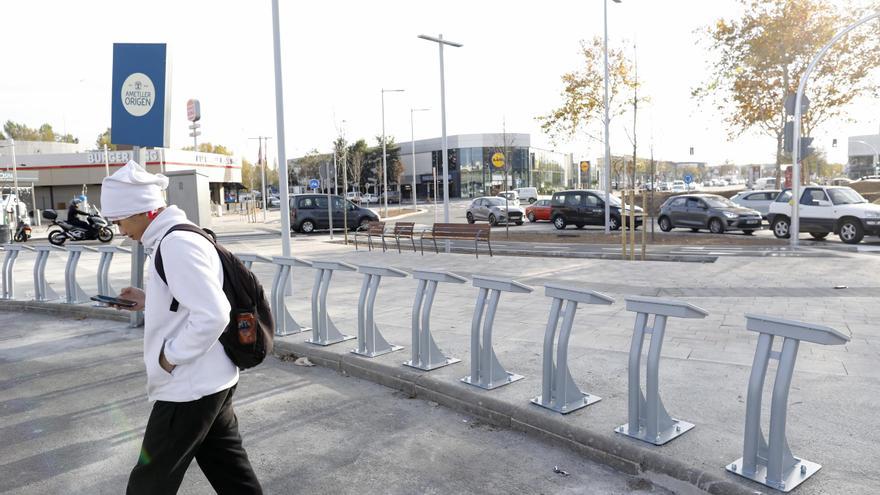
(2, 0, 877, 167)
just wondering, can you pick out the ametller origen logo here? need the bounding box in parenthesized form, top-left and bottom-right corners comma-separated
(121, 72, 155, 117)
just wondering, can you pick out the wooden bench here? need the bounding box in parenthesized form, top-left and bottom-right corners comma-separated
(420, 223, 492, 258)
(353, 221, 386, 251)
(382, 222, 416, 253)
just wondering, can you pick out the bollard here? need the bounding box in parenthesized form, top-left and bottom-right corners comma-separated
(403, 270, 467, 371)
(307, 260, 357, 346)
(95, 246, 131, 297)
(33, 245, 64, 302)
(615, 295, 708, 445)
(531, 284, 614, 414)
(236, 253, 272, 270)
(1, 245, 33, 300)
(351, 264, 407, 358)
(461, 275, 533, 390)
(64, 245, 97, 304)
(269, 256, 312, 336)
(726, 314, 850, 493)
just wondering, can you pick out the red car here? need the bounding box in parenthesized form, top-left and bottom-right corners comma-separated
(525, 199, 551, 222)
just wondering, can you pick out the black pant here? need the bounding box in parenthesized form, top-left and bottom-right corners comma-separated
(127, 385, 262, 494)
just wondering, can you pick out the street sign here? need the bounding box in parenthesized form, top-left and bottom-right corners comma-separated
(784, 93, 810, 116)
(309, 179, 320, 190)
(684, 174, 693, 184)
(580, 161, 590, 173)
(491, 152, 505, 168)
(111, 43, 170, 147)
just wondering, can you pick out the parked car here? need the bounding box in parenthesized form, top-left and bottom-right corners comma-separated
(515, 187, 539, 204)
(267, 196, 281, 208)
(829, 177, 852, 186)
(550, 189, 643, 231)
(729, 189, 781, 218)
(672, 180, 687, 193)
(497, 190, 521, 206)
(525, 199, 552, 222)
(466, 196, 525, 226)
(658, 194, 762, 234)
(289, 194, 379, 233)
(752, 177, 777, 190)
(379, 190, 400, 204)
(361, 193, 378, 204)
(658, 182, 672, 192)
(345, 191, 363, 203)
(767, 186, 880, 244)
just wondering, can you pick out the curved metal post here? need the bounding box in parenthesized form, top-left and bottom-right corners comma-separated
(616, 296, 707, 445)
(403, 269, 465, 371)
(351, 264, 406, 357)
(306, 260, 356, 346)
(1, 245, 31, 300)
(95, 246, 131, 297)
(461, 275, 533, 390)
(33, 246, 62, 302)
(270, 256, 312, 336)
(65, 246, 96, 304)
(727, 314, 849, 492)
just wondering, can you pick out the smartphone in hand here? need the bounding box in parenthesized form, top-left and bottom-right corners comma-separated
(90, 295, 138, 308)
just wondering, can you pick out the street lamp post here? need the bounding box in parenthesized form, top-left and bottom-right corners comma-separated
(418, 34, 462, 251)
(603, 0, 621, 234)
(381, 88, 405, 218)
(270, 0, 292, 258)
(410, 108, 430, 211)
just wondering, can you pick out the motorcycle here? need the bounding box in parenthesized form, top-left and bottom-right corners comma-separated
(13, 222, 31, 242)
(42, 209, 114, 246)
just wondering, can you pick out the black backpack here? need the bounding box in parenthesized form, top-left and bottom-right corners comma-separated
(155, 224, 274, 370)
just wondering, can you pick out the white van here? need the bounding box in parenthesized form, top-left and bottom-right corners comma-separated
(515, 187, 538, 203)
(752, 177, 777, 190)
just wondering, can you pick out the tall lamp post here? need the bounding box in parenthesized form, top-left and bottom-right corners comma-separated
(603, 0, 622, 234)
(410, 107, 430, 211)
(381, 88, 405, 218)
(418, 34, 462, 247)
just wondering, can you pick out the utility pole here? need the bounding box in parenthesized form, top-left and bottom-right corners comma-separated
(249, 136, 273, 222)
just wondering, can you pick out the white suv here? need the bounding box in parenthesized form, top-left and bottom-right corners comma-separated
(766, 186, 880, 244)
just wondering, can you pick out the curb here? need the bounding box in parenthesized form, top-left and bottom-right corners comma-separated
(4, 301, 760, 495)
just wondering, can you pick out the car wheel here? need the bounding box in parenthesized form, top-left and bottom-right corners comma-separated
(527, 212, 536, 223)
(838, 218, 864, 244)
(300, 219, 316, 234)
(48, 230, 67, 246)
(809, 232, 829, 240)
(98, 227, 114, 243)
(709, 218, 725, 234)
(743, 229, 754, 236)
(515, 221, 523, 226)
(488, 214, 498, 226)
(658, 216, 673, 232)
(771, 216, 790, 239)
(609, 215, 621, 231)
(466, 212, 475, 224)
(553, 216, 566, 230)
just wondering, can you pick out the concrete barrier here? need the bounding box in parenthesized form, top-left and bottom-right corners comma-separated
(352, 264, 407, 358)
(403, 270, 467, 371)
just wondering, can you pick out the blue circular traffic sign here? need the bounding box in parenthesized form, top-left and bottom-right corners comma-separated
(684, 174, 693, 184)
(308, 179, 320, 189)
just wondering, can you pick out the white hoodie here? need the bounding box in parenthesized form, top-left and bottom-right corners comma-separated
(140, 206, 237, 402)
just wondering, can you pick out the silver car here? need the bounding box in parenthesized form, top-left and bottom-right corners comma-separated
(730, 189, 780, 218)
(466, 196, 525, 226)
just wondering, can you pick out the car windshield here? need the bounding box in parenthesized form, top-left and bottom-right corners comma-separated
(828, 187, 867, 205)
(485, 198, 505, 206)
(704, 196, 735, 208)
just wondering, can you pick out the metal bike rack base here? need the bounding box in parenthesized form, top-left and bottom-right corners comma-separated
(269, 256, 312, 336)
(615, 295, 708, 445)
(726, 314, 849, 492)
(95, 246, 131, 297)
(307, 260, 357, 346)
(1, 245, 33, 300)
(531, 284, 614, 414)
(33, 245, 64, 302)
(461, 275, 533, 390)
(351, 264, 407, 358)
(403, 270, 467, 371)
(64, 245, 97, 304)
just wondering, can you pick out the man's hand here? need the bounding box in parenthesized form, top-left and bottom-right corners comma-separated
(159, 347, 176, 374)
(117, 287, 145, 311)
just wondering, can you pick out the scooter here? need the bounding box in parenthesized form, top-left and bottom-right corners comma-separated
(42, 209, 114, 246)
(13, 222, 31, 242)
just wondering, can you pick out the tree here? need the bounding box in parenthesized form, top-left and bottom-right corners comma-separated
(694, 0, 880, 179)
(3, 120, 78, 143)
(347, 139, 368, 192)
(241, 158, 255, 191)
(95, 128, 118, 150)
(181, 142, 233, 155)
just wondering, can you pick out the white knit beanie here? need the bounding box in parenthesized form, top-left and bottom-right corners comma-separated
(101, 160, 168, 220)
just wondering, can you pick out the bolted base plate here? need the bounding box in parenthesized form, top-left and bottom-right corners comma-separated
(275, 326, 311, 337)
(726, 457, 821, 493)
(531, 392, 601, 414)
(460, 372, 524, 390)
(351, 344, 404, 358)
(615, 418, 694, 445)
(403, 357, 461, 371)
(306, 334, 356, 347)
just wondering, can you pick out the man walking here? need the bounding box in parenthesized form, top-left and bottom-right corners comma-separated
(101, 160, 262, 494)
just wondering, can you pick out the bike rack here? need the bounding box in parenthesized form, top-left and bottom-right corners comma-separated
(532, 284, 614, 414)
(33, 245, 64, 302)
(64, 245, 97, 304)
(461, 275, 533, 390)
(403, 269, 467, 371)
(615, 295, 708, 445)
(726, 314, 850, 493)
(351, 264, 407, 358)
(95, 246, 131, 297)
(307, 260, 357, 346)
(269, 256, 312, 336)
(1, 245, 34, 300)
(236, 253, 272, 270)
